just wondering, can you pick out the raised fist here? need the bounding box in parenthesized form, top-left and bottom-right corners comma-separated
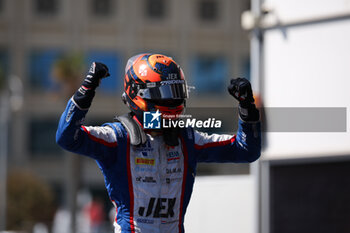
(82, 62, 110, 90)
(73, 62, 110, 109)
(228, 78, 255, 108)
(228, 78, 259, 121)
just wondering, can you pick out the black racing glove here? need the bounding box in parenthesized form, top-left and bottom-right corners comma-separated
(73, 62, 110, 109)
(228, 78, 259, 122)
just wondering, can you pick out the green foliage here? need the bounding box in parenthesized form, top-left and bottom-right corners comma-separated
(6, 170, 56, 231)
(53, 53, 85, 82)
(52, 52, 86, 96)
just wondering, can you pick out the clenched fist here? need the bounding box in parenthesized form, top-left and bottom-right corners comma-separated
(228, 78, 255, 108)
(82, 62, 110, 90)
(228, 78, 259, 122)
(73, 62, 110, 109)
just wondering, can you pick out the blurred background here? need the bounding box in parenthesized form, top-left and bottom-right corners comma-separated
(0, 0, 251, 232)
(1, 0, 350, 232)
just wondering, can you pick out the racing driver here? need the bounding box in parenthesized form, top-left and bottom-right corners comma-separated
(56, 53, 261, 233)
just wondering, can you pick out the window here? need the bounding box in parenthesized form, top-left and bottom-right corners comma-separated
(35, 0, 59, 15)
(192, 55, 228, 94)
(243, 0, 251, 11)
(198, 0, 218, 21)
(91, 0, 115, 17)
(87, 51, 122, 93)
(29, 49, 62, 89)
(51, 184, 64, 206)
(29, 118, 63, 156)
(242, 58, 251, 80)
(0, 50, 8, 89)
(145, 0, 166, 19)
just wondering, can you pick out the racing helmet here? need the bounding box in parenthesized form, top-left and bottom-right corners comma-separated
(122, 53, 188, 120)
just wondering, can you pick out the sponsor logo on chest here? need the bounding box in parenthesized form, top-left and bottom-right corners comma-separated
(166, 168, 182, 174)
(135, 157, 155, 165)
(136, 176, 157, 183)
(138, 197, 176, 218)
(166, 151, 180, 164)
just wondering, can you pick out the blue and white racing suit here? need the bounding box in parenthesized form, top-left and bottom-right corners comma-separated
(56, 98, 261, 233)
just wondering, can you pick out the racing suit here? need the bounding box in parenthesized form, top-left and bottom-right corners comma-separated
(56, 98, 261, 233)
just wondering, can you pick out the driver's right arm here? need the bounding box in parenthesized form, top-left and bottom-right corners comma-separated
(56, 62, 119, 161)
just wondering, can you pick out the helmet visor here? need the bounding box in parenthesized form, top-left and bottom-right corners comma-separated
(138, 80, 188, 100)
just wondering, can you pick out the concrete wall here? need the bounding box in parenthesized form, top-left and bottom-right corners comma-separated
(184, 175, 256, 233)
(261, 0, 350, 159)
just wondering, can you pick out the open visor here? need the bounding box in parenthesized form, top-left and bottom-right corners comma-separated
(137, 80, 188, 99)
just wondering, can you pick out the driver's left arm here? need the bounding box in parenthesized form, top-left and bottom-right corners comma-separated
(194, 119, 261, 163)
(194, 77, 261, 162)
